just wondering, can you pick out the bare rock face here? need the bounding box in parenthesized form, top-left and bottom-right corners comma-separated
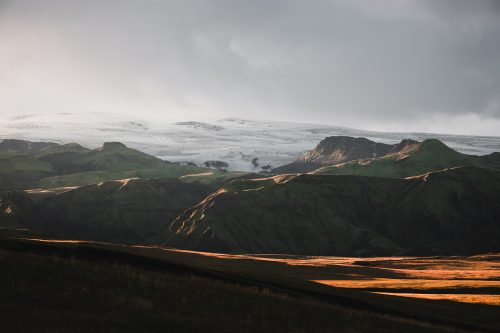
(272, 136, 418, 173)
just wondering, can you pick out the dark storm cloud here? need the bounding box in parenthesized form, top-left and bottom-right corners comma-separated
(0, 0, 499, 134)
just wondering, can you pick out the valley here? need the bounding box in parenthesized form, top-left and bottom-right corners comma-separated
(0, 133, 499, 332)
(4, 3, 499, 332)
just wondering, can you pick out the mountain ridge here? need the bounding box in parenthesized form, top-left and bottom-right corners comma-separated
(313, 138, 500, 178)
(0, 178, 216, 243)
(159, 166, 500, 256)
(0, 139, 215, 190)
(272, 136, 419, 173)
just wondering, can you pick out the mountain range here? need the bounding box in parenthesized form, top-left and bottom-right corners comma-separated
(274, 136, 500, 177)
(1, 135, 499, 256)
(2, 112, 500, 171)
(0, 139, 234, 190)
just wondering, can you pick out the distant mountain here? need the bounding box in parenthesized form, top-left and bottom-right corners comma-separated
(0, 139, 59, 154)
(0, 178, 215, 244)
(272, 136, 419, 173)
(159, 167, 500, 256)
(39, 141, 168, 174)
(313, 139, 500, 178)
(3, 113, 500, 172)
(0, 139, 214, 190)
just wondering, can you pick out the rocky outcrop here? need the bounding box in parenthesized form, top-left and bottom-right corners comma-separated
(272, 136, 418, 173)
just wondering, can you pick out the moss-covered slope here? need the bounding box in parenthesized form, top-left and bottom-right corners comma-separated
(313, 139, 500, 178)
(0, 139, 215, 190)
(0, 178, 215, 243)
(162, 167, 500, 256)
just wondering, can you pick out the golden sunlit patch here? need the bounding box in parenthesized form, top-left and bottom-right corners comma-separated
(180, 172, 214, 178)
(8, 236, 500, 308)
(243, 174, 298, 184)
(118, 178, 139, 190)
(312, 278, 500, 290)
(373, 293, 500, 306)
(16, 238, 89, 244)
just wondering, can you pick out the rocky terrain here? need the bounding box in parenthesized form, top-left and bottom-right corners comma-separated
(272, 137, 419, 173)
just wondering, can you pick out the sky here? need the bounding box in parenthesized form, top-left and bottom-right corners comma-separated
(0, 0, 499, 135)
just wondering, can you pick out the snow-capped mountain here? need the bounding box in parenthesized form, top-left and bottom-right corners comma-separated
(1, 112, 499, 172)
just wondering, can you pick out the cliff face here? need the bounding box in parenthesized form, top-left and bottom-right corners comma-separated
(272, 136, 418, 173)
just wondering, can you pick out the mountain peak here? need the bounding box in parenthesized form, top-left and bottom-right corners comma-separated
(101, 142, 127, 151)
(414, 139, 456, 156)
(272, 136, 420, 174)
(420, 138, 449, 148)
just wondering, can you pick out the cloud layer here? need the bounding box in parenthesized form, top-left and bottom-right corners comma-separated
(1, 0, 499, 135)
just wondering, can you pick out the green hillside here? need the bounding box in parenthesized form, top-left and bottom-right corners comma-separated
(0, 178, 215, 244)
(313, 139, 500, 178)
(160, 167, 500, 256)
(0, 153, 55, 190)
(38, 142, 167, 174)
(38, 166, 208, 188)
(0, 139, 222, 190)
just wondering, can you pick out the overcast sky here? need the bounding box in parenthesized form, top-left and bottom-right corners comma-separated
(1, 0, 499, 135)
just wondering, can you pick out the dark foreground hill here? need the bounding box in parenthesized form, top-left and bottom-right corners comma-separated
(4, 231, 493, 333)
(0, 178, 215, 243)
(272, 136, 419, 173)
(159, 167, 500, 256)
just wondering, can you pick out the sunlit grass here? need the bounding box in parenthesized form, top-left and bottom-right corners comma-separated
(312, 278, 500, 290)
(373, 293, 500, 306)
(9, 236, 500, 309)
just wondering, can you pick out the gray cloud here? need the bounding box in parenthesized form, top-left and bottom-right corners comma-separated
(0, 0, 499, 135)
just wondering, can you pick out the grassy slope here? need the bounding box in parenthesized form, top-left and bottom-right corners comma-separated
(38, 166, 206, 188)
(0, 140, 240, 189)
(0, 233, 481, 333)
(0, 153, 55, 189)
(313, 139, 500, 178)
(39, 142, 168, 173)
(162, 167, 500, 256)
(1, 178, 217, 244)
(1, 249, 364, 333)
(0, 141, 89, 189)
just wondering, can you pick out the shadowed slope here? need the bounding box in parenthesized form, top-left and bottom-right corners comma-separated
(160, 167, 500, 256)
(0, 178, 215, 243)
